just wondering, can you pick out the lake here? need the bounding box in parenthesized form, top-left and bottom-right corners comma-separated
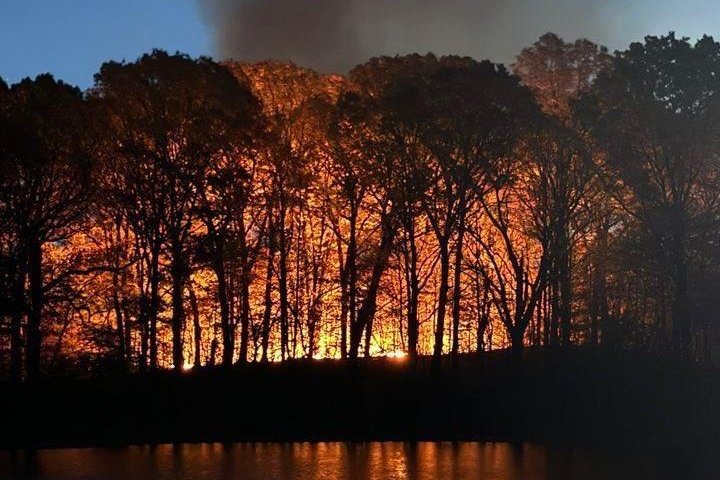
(0, 442, 713, 479)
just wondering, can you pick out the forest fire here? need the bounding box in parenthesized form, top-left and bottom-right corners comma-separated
(383, 350, 408, 360)
(0, 32, 718, 385)
(4, 0, 720, 470)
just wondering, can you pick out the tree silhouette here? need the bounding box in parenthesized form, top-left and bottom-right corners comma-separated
(577, 33, 720, 357)
(0, 75, 95, 381)
(2, 33, 720, 380)
(94, 51, 260, 371)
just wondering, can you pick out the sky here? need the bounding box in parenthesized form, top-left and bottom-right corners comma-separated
(1, 1, 719, 89)
(0, 1, 212, 89)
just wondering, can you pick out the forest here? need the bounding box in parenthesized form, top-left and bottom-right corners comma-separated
(1, 31, 720, 383)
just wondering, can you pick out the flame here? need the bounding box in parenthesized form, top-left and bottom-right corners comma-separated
(379, 350, 407, 360)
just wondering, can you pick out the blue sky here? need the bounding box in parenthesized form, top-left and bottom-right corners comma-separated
(0, 1, 212, 89)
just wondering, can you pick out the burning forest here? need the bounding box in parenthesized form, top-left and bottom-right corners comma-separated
(1, 32, 720, 383)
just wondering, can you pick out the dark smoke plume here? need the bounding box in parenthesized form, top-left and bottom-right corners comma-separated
(198, 0, 713, 72)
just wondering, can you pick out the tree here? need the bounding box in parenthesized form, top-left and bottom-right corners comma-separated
(331, 90, 399, 359)
(345, 56, 437, 359)
(577, 33, 720, 357)
(234, 62, 343, 361)
(194, 140, 260, 366)
(419, 58, 537, 360)
(469, 140, 553, 357)
(0, 75, 95, 380)
(95, 50, 260, 371)
(513, 32, 611, 119)
(514, 33, 611, 347)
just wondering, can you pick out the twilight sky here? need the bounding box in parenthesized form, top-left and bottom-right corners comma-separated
(1, 1, 719, 89)
(0, 1, 211, 88)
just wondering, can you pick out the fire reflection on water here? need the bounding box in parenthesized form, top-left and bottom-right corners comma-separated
(0, 442, 701, 480)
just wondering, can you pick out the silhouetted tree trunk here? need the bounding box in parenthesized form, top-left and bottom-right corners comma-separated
(345, 199, 359, 359)
(475, 276, 491, 352)
(278, 202, 290, 360)
(549, 280, 560, 347)
(170, 238, 186, 372)
(148, 244, 161, 371)
(137, 258, 148, 373)
(212, 257, 234, 367)
(589, 221, 609, 347)
(338, 255, 349, 359)
(111, 276, 125, 365)
(557, 217, 573, 347)
(451, 207, 467, 356)
(363, 312, 373, 358)
(307, 303, 319, 359)
(510, 324, 525, 359)
(238, 216, 252, 364)
(110, 218, 127, 367)
(188, 285, 201, 368)
(239, 272, 251, 364)
(404, 226, 420, 359)
(671, 213, 690, 358)
(261, 219, 276, 362)
(9, 252, 26, 383)
(349, 214, 394, 359)
(433, 241, 450, 361)
(25, 235, 43, 381)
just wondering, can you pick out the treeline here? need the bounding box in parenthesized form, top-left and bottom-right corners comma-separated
(1, 32, 720, 381)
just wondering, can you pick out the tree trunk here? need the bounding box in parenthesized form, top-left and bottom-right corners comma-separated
(278, 207, 290, 361)
(339, 266, 349, 359)
(239, 273, 251, 364)
(671, 210, 690, 358)
(170, 240, 186, 372)
(451, 214, 466, 356)
(433, 241, 450, 361)
(406, 231, 420, 359)
(349, 214, 394, 359)
(188, 285, 202, 368)
(558, 224, 573, 347)
(138, 272, 148, 373)
(672, 253, 690, 358)
(261, 235, 275, 363)
(148, 243, 161, 371)
(10, 309, 24, 383)
(307, 304, 318, 359)
(111, 218, 127, 368)
(510, 325, 525, 360)
(343, 200, 359, 359)
(9, 253, 27, 383)
(475, 276, 490, 353)
(590, 222, 609, 348)
(214, 258, 234, 367)
(111, 270, 126, 367)
(210, 338, 218, 366)
(237, 215, 251, 364)
(549, 277, 560, 347)
(363, 312, 373, 358)
(25, 235, 43, 381)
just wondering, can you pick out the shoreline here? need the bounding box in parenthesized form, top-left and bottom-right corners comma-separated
(1, 349, 717, 452)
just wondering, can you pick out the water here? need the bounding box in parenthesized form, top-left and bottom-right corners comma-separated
(0, 442, 713, 480)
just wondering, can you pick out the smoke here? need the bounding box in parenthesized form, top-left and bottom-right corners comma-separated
(197, 0, 711, 73)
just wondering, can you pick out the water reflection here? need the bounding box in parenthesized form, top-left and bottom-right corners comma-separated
(0, 442, 711, 480)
